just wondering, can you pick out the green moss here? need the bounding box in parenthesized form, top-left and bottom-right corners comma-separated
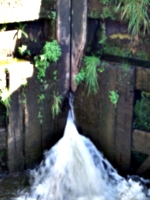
(88, 10, 101, 18)
(100, 6, 116, 20)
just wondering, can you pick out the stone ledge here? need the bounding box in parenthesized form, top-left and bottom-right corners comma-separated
(0, 59, 34, 93)
(0, 0, 55, 23)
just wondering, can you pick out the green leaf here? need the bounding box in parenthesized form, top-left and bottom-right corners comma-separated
(109, 91, 119, 107)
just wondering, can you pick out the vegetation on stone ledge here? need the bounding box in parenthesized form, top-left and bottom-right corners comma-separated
(98, 0, 150, 37)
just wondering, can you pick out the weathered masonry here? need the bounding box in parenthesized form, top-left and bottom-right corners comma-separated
(0, 0, 150, 178)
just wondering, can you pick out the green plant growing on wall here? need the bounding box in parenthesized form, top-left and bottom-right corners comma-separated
(75, 68, 85, 85)
(97, 65, 105, 73)
(0, 87, 11, 116)
(134, 91, 150, 132)
(51, 92, 62, 119)
(38, 111, 43, 124)
(84, 56, 100, 95)
(21, 81, 28, 104)
(75, 56, 106, 95)
(98, 23, 107, 45)
(103, 43, 132, 58)
(37, 93, 45, 124)
(83, 56, 100, 94)
(53, 70, 57, 81)
(15, 23, 28, 38)
(99, 0, 116, 4)
(48, 11, 56, 20)
(116, 0, 150, 37)
(0, 24, 7, 32)
(34, 40, 61, 82)
(120, 63, 130, 72)
(109, 90, 119, 107)
(100, 7, 116, 20)
(18, 45, 31, 57)
(88, 10, 100, 18)
(136, 51, 149, 61)
(35, 40, 61, 124)
(38, 94, 45, 104)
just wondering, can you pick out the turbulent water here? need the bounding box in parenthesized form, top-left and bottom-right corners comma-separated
(14, 97, 150, 200)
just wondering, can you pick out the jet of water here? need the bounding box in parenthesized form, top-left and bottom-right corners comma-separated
(15, 96, 150, 200)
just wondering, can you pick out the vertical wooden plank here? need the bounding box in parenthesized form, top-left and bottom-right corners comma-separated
(41, 65, 55, 151)
(57, 0, 70, 94)
(136, 67, 150, 92)
(133, 130, 150, 154)
(71, 0, 87, 91)
(24, 69, 42, 169)
(114, 66, 135, 172)
(7, 66, 24, 173)
(98, 63, 117, 162)
(74, 63, 117, 164)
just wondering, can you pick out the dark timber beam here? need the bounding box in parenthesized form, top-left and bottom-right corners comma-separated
(57, 0, 87, 94)
(57, 0, 71, 94)
(71, 0, 87, 91)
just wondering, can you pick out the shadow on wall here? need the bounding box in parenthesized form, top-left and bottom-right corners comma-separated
(0, 0, 69, 174)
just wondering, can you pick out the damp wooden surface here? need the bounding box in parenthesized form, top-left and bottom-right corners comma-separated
(57, 0, 70, 94)
(114, 65, 135, 172)
(24, 68, 42, 169)
(7, 72, 24, 173)
(71, 0, 87, 91)
(133, 129, 150, 175)
(133, 129, 150, 155)
(98, 64, 117, 163)
(136, 155, 150, 175)
(135, 67, 150, 92)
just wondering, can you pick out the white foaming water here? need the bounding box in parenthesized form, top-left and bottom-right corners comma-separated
(15, 97, 150, 200)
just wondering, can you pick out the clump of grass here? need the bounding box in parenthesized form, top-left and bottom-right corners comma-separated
(75, 56, 101, 95)
(116, 0, 150, 37)
(84, 56, 100, 95)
